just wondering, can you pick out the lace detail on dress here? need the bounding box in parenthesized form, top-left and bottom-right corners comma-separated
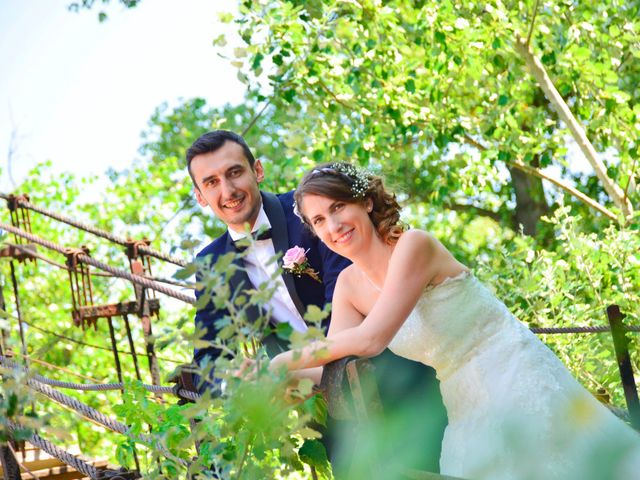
(424, 270, 471, 292)
(386, 273, 640, 480)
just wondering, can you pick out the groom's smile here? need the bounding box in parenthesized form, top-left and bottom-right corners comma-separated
(223, 195, 245, 211)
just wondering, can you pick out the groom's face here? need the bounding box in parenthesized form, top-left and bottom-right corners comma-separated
(192, 141, 264, 233)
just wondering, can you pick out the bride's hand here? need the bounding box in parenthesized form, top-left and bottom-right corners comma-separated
(233, 357, 258, 380)
(269, 352, 288, 373)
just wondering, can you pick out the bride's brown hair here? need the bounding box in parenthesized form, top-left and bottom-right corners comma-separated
(294, 162, 405, 244)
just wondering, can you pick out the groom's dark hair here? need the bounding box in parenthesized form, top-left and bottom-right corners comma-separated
(186, 130, 256, 185)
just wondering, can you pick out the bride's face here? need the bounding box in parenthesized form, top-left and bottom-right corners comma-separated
(301, 193, 374, 256)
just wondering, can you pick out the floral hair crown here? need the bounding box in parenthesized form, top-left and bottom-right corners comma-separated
(310, 163, 372, 199)
(293, 163, 373, 221)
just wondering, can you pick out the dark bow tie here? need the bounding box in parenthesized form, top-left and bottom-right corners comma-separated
(232, 228, 272, 252)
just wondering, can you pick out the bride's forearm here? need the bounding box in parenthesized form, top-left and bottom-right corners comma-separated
(271, 326, 376, 372)
(271, 339, 332, 372)
(290, 367, 323, 385)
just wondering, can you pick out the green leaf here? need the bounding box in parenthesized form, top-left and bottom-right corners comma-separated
(304, 304, 329, 324)
(298, 439, 330, 475)
(405, 78, 416, 93)
(275, 322, 293, 340)
(174, 262, 198, 280)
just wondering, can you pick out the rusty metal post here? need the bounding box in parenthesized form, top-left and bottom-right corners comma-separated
(65, 247, 95, 329)
(0, 274, 23, 480)
(130, 260, 160, 387)
(8, 262, 27, 361)
(0, 443, 21, 480)
(0, 283, 7, 357)
(606, 304, 640, 430)
(6, 194, 32, 248)
(107, 317, 124, 386)
(122, 314, 142, 381)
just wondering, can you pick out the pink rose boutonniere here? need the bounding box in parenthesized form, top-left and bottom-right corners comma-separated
(283, 246, 321, 283)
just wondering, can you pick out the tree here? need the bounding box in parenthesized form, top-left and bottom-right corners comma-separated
(222, 0, 638, 234)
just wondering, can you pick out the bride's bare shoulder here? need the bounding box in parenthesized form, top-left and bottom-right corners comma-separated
(395, 229, 439, 253)
(335, 264, 359, 290)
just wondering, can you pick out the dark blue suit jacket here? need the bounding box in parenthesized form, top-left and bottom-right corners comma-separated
(193, 190, 351, 369)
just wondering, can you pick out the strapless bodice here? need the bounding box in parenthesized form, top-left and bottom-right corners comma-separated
(388, 272, 521, 381)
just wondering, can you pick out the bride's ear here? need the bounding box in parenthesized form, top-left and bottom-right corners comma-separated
(365, 197, 373, 213)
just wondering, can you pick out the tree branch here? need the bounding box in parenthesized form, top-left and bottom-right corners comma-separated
(312, 78, 356, 110)
(623, 154, 638, 203)
(459, 133, 617, 220)
(443, 202, 502, 222)
(509, 160, 617, 220)
(526, 0, 540, 46)
(513, 35, 632, 218)
(242, 98, 273, 137)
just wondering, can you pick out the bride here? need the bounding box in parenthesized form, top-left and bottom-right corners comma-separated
(269, 162, 640, 479)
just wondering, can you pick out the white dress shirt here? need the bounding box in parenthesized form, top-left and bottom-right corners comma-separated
(228, 206, 308, 333)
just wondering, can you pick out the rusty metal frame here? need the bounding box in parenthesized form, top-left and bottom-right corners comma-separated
(6, 194, 33, 247)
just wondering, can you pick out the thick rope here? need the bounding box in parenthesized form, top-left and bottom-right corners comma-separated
(0, 193, 187, 267)
(27, 377, 129, 434)
(531, 325, 640, 334)
(20, 376, 190, 468)
(0, 222, 194, 304)
(1, 356, 200, 402)
(17, 353, 103, 383)
(8, 420, 99, 479)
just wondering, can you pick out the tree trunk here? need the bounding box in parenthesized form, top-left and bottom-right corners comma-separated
(509, 164, 550, 237)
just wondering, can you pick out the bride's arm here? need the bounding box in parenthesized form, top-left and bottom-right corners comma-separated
(279, 267, 366, 381)
(289, 367, 323, 384)
(271, 230, 446, 372)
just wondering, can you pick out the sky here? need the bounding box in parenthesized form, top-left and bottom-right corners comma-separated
(0, 0, 245, 192)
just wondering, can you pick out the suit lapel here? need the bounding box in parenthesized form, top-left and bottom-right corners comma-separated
(224, 233, 249, 293)
(261, 192, 306, 318)
(223, 233, 263, 324)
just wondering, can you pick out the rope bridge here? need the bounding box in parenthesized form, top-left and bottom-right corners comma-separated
(0, 193, 197, 479)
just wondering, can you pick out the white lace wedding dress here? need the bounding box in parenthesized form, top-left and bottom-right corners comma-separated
(387, 272, 640, 480)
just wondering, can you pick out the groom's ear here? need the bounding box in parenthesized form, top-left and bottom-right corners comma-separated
(194, 187, 208, 208)
(254, 160, 265, 184)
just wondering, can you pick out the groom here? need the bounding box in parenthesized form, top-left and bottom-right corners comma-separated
(188, 130, 350, 372)
(187, 130, 446, 473)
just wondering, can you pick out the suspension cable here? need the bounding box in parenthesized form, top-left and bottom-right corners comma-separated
(14, 352, 103, 383)
(0, 223, 194, 304)
(3, 242, 195, 289)
(4, 242, 113, 277)
(0, 193, 187, 267)
(531, 325, 640, 334)
(22, 378, 191, 468)
(13, 319, 184, 365)
(1, 355, 200, 401)
(8, 421, 100, 479)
